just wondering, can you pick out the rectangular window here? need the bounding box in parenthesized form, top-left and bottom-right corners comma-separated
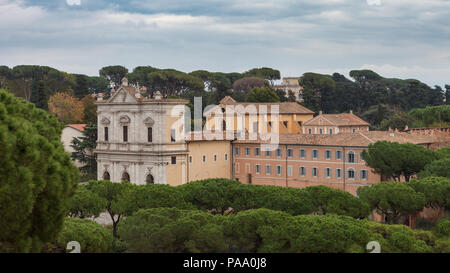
(225, 154, 228, 161)
(255, 148, 260, 156)
(300, 149, 306, 158)
(265, 165, 271, 175)
(189, 156, 192, 163)
(245, 147, 251, 156)
(276, 148, 282, 157)
(287, 165, 293, 176)
(202, 155, 206, 163)
(336, 168, 342, 178)
(336, 151, 342, 160)
(265, 150, 271, 157)
(170, 129, 176, 142)
(348, 169, 356, 179)
(236, 163, 240, 173)
(312, 150, 318, 159)
(299, 166, 306, 176)
(325, 150, 331, 160)
(361, 170, 368, 180)
(171, 156, 176, 165)
(329, 128, 333, 135)
(123, 126, 128, 142)
(312, 167, 318, 177)
(214, 154, 217, 162)
(255, 164, 261, 174)
(104, 127, 109, 142)
(287, 148, 293, 158)
(148, 127, 153, 143)
(326, 168, 331, 178)
(319, 128, 323, 134)
(234, 147, 240, 155)
(308, 128, 312, 134)
(276, 165, 282, 175)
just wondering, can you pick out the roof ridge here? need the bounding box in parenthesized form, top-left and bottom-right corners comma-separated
(358, 131, 375, 143)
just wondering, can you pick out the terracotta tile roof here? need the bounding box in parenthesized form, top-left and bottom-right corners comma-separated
(185, 131, 234, 142)
(232, 131, 439, 147)
(67, 124, 86, 132)
(218, 97, 314, 114)
(304, 113, 370, 126)
(219, 96, 236, 104)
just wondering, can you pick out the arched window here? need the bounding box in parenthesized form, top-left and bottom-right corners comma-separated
(121, 172, 130, 182)
(103, 171, 110, 180)
(347, 151, 355, 163)
(348, 168, 355, 179)
(146, 174, 154, 184)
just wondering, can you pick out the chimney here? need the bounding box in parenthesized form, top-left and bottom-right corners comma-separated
(350, 110, 353, 114)
(97, 92, 104, 101)
(319, 110, 323, 115)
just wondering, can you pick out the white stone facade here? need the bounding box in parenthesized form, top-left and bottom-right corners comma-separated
(95, 78, 188, 185)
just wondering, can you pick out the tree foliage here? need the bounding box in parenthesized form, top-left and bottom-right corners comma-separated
(117, 207, 445, 253)
(99, 65, 129, 88)
(232, 77, 266, 94)
(48, 218, 115, 253)
(409, 177, 450, 210)
(357, 182, 426, 224)
(114, 184, 194, 216)
(178, 179, 369, 218)
(243, 67, 280, 84)
(68, 185, 107, 218)
(303, 186, 370, 218)
(71, 123, 97, 180)
(0, 90, 79, 252)
(118, 208, 227, 253)
(418, 158, 450, 179)
(48, 92, 84, 124)
(246, 87, 280, 103)
(86, 180, 133, 238)
(362, 141, 437, 181)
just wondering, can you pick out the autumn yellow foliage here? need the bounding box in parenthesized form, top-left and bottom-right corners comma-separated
(48, 92, 84, 124)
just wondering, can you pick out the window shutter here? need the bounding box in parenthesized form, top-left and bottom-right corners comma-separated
(360, 170, 364, 180)
(345, 170, 348, 179)
(345, 153, 348, 163)
(355, 154, 358, 163)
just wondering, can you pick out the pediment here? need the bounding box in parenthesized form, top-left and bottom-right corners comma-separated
(107, 87, 137, 103)
(143, 116, 155, 126)
(304, 116, 334, 126)
(100, 117, 111, 125)
(119, 115, 131, 125)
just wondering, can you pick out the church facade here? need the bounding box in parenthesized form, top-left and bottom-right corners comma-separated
(94, 78, 192, 186)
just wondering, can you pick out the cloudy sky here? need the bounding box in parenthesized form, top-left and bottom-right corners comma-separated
(0, 0, 449, 86)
